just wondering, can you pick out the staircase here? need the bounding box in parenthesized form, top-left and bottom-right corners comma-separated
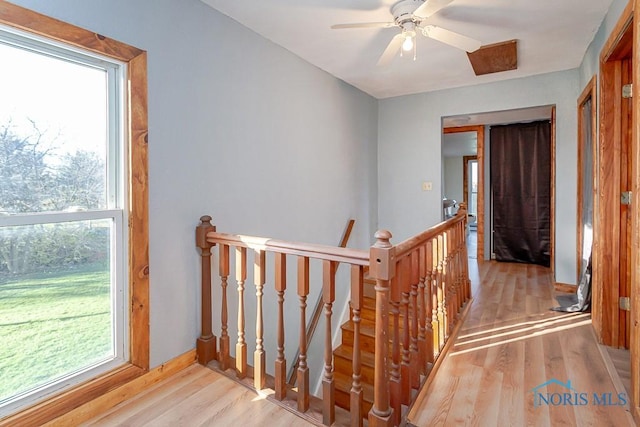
(196, 207, 471, 426)
(333, 276, 384, 417)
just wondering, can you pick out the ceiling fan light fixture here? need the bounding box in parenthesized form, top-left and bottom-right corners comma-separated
(331, 0, 481, 66)
(402, 30, 416, 52)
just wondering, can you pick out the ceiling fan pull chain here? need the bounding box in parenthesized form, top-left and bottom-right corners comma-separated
(413, 38, 417, 61)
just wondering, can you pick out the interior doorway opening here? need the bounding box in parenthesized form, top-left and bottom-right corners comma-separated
(443, 105, 554, 264)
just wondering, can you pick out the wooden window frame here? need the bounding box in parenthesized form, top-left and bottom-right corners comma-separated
(0, 2, 149, 425)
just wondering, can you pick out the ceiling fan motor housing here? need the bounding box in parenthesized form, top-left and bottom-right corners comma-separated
(391, 0, 425, 29)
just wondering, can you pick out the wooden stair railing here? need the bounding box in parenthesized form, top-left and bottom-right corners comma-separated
(195, 204, 471, 427)
(287, 219, 356, 386)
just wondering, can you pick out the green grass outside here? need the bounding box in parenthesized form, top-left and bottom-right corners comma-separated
(0, 266, 112, 403)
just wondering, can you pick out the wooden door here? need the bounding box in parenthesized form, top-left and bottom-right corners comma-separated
(595, 5, 633, 349)
(620, 56, 633, 348)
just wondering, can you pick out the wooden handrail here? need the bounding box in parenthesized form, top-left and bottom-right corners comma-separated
(338, 219, 356, 248)
(195, 209, 471, 427)
(394, 206, 467, 258)
(205, 230, 368, 266)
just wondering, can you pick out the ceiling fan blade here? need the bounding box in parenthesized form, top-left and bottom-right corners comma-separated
(377, 33, 405, 66)
(413, 0, 454, 19)
(331, 22, 395, 29)
(422, 25, 481, 52)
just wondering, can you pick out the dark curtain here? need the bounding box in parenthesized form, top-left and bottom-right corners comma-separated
(491, 120, 551, 266)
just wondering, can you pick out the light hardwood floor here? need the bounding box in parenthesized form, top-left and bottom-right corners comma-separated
(82, 260, 634, 426)
(407, 260, 635, 426)
(83, 364, 313, 426)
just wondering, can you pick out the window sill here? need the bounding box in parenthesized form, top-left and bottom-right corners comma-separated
(0, 363, 145, 427)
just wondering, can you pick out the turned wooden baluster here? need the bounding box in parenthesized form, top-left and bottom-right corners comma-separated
(350, 265, 364, 427)
(236, 247, 248, 379)
(446, 228, 458, 321)
(454, 223, 462, 311)
(219, 244, 230, 370)
(443, 233, 452, 340)
(368, 230, 394, 427)
(297, 256, 310, 413)
(425, 240, 436, 364)
(275, 253, 287, 401)
(254, 249, 266, 390)
(417, 245, 428, 373)
(462, 220, 471, 302)
(456, 221, 465, 309)
(389, 273, 402, 425)
(452, 227, 461, 317)
(459, 203, 471, 303)
(409, 250, 420, 389)
(196, 215, 217, 365)
(399, 255, 412, 405)
(322, 260, 336, 426)
(430, 237, 440, 360)
(443, 230, 452, 337)
(436, 235, 446, 351)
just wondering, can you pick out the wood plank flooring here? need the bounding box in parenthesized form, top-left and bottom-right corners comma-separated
(603, 346, 632, 397)
(407, 260, 635, 426)
(82, 260, 635, 426)
(83, 364, 312, 426)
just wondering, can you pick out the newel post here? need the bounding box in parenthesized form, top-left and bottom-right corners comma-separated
(458, 202, 468, 227)
(196, 215, 217, 365)
(368, 230, 395, 427)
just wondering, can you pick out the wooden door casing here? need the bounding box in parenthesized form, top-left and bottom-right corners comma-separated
(443, 126, 485, 260)
(595, 3, 633, 349)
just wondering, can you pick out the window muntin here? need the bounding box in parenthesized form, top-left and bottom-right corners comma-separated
(0, 26, 127, 415)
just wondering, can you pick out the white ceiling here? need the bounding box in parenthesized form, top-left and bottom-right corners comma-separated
(201, 0, 614, 99)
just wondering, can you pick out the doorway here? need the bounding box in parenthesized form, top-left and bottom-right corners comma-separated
(443, 107, 555, 266)
(443, 125, 484, 260)
(577, 77, 596, 285)
(490, 121, 552, 267)
(593, 4, 633, 350)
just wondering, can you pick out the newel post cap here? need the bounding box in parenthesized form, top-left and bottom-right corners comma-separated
(196, 215, 216, 249)
(369, 229, 395, 281)
(373, 229, 393, 248)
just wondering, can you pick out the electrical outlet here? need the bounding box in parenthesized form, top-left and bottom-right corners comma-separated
(422, 181, 432, 191)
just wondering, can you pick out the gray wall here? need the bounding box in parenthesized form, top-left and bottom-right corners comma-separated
(378, 69, 580, 284)
(443, 157, 464, 204)
(580, 0, 628, 88)
(7, 0, 631, 369)
(9, 0, 379, 368)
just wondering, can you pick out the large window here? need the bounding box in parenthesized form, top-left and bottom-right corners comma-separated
(0, 3, 148, 423)
(0, 26, 127, 415)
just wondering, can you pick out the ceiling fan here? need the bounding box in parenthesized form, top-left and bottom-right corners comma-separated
(331, 0, 481, 66)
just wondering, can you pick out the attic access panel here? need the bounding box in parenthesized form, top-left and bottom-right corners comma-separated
(467, 39, 518, 76)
